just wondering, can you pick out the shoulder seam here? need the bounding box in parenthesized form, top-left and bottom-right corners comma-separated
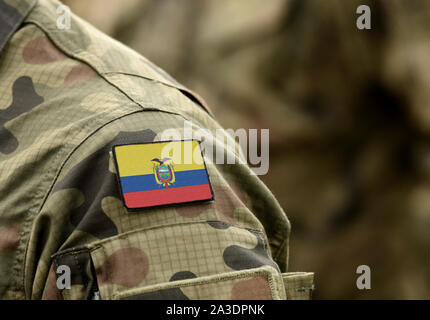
(24, 5, 214, 116)
(22, 21, 156, 112)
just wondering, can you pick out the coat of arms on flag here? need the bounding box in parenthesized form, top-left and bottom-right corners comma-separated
(112, 140, 213, 209)
(151, 157, 175, 188)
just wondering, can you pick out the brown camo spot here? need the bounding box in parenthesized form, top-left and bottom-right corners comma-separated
(176, 184, 246, 220)
(44, 264, 64, 300)
(0, 221, 20, 252)
(64, 64, 98, 84)
(231, 276, 272, 300)
(176, 202, 212, 218)
(229, 183, 248, 206)
(213, 186, 245, 224)
(23, 36, 67, 64)
(97, 248, 149, 288)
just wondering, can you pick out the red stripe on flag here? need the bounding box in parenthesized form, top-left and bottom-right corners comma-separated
(123, 184, 213, 208)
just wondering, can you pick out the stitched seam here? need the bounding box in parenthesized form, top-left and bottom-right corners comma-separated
(112, 266, 278, 300)
(103, 245, 112, 300)
(19, 141, 67, 298)
(86, 220, 265, 250)
(273, 236, 289, 271)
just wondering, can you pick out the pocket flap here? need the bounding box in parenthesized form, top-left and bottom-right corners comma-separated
(114, 266, 286, 300)
(281, 272, 314, 300)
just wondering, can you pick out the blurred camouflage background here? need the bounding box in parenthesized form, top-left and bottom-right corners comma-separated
(61, 0, 430, 299)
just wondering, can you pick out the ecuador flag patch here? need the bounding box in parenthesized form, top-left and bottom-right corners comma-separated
(112, 140, 214, 210)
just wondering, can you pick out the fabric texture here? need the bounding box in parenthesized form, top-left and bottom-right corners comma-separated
(0, 0, 312, 300)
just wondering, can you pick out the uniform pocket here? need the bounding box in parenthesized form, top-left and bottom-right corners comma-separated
(51, 221, 283, 300)
(113, 266, 286, 300)
(281, 272, 314, 300)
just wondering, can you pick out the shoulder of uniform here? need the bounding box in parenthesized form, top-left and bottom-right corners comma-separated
(25, 0, 212, 116)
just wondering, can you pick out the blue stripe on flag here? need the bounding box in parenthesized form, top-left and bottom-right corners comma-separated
(120, 169, 209, 193)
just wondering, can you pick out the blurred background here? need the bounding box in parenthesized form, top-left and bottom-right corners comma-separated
(61, 0, 430, 299)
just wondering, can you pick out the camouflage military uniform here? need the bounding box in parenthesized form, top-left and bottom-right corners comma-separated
(0, 0, 313, 300)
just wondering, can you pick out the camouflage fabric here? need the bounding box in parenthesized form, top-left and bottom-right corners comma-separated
(0, 0, 313, 300)
(57, 0, 430, 299)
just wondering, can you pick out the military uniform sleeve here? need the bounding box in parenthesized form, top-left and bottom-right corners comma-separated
(27, 108, 311, 300)
(5, 0, 314, 300)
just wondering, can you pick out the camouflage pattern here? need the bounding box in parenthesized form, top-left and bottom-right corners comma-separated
(0, 0, 312, 299)
(61, 0, 430, 299)
(113, 266, 287, 300)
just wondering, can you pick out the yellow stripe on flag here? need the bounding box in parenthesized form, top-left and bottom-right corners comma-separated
(114, 140, 205, 177)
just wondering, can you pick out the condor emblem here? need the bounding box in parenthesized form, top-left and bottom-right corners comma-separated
(151, 157, 175, 187)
